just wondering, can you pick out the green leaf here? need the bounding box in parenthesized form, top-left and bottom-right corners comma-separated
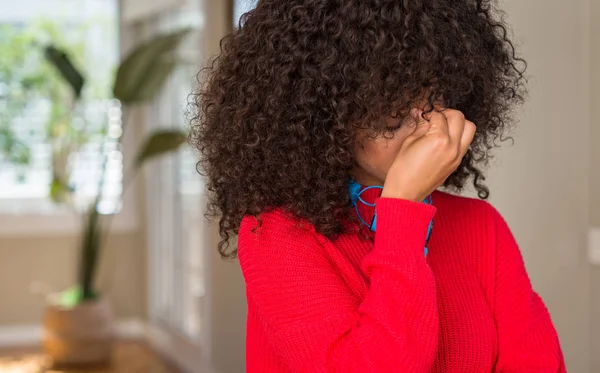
(113, 28, 191, 104)
(130, 60, 177, 103)
(57, 286, 97, 308)
(58, 286, 82, 308)
(11, 147, 30, 165)
(135, 130, 187, 167)
(0, 128, 31, 166)
(43, 45, 85, 99)
(49, 175, 72, 203)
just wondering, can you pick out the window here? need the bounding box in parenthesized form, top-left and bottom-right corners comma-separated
(233, 0, 258, 26)
(147, 6, 206, 338)
(137, 0, 206, 357)
(0, 0, 121, 215)
(137, 0, 213, 370)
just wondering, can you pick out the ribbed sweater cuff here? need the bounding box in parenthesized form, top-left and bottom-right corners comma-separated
(374, 197, 437, 257)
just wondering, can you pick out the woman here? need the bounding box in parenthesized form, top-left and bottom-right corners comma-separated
(191, 0, 565, 372)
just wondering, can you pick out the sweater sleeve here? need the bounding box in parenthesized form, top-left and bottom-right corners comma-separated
(490, 208, 566, 372)
(238, 198, 438, 373)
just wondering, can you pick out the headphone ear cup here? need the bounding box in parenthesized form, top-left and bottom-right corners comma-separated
(348, 179, 362, 206)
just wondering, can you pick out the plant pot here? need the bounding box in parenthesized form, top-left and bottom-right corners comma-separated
(43, 296, 115, 368)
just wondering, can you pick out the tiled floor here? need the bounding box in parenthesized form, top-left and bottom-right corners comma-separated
(0, 342, 180, 373)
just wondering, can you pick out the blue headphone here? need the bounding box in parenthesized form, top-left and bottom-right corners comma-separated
(348, 180, 433, 256)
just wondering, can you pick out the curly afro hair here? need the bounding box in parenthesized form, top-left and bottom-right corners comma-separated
(190, 0, 527, 258)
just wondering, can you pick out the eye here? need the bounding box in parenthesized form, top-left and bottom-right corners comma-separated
(384, 114, 412, 133)
(385, 122, 403, 132)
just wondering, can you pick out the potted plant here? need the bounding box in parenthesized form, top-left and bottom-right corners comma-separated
(40, 28, 191, 368)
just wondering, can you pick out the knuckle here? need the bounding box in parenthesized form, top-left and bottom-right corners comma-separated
(451, 110, 466, 122)
(430, 133, 450, 148)
(449, 148, 461, 163)
(452, 156, 462, 169)
(468, 122, 477, 135)
(444, 109, 464, 122)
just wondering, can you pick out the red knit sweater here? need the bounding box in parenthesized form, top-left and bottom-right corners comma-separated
(238, 191, 565, 372)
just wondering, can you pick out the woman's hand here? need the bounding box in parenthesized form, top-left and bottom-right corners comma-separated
(381, 108, 476, 202)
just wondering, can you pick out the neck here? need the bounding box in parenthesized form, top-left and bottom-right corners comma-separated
(350, 167, 384, 186)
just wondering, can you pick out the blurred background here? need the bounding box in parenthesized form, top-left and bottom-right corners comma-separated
(0, 0, 597, 372)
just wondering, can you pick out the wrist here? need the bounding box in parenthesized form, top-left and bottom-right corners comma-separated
(380, 185, 424, 202)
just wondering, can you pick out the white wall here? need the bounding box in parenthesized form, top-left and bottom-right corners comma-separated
(0, 232, 146, 325)
(589, 0, 600, 371)
(480, 0, 592, 372)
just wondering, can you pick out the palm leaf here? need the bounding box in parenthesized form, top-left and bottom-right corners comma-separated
(135, 130, 187, 167)
(113, 28, 191, 104)
(44, 45, 85, 99)
(129, 60, 177, 103)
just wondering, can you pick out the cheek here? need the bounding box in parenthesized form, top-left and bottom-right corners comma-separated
(355, 131, 409, 180)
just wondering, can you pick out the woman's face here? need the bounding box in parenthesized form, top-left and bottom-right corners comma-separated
(352, 112, 418, 186)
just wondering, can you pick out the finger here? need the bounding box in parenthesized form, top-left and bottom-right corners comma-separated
(433, 100, 446, 111)
(443, 109, 467, 148)
(424, 110, 449, 137)
(459, 120, 476, 157)
(408, 109, 432, 138)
